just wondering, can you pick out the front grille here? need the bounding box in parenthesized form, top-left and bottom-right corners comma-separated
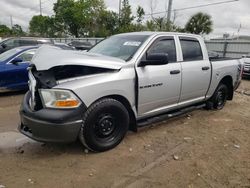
(244, 62, 250, 69)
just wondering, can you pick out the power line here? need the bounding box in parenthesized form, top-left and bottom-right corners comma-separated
(145, 0, 239, 16)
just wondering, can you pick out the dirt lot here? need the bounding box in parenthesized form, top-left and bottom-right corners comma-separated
(0, 80, 250, 188)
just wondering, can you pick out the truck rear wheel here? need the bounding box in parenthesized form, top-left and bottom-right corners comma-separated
(79, 98, 129, 152)
(206, 84, 228, 110)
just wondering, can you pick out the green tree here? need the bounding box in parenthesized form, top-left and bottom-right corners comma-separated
(185, 12, 213, 35)
(53, 0, 106, 37)
(145, 20, 156, 31)
(119, 0, 134, 32)
(29, 15, 49, 37)
(97, 10, 119, 36)
(134, 6, 145, 31)
(29, 15, 62, 37)
(0, 25, 12, 37)
(12, 24, 25, 36)
(136, 6, 145, 24)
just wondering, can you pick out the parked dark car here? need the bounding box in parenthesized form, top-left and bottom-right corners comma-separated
(67, 41, 92, 50)
(0, 46, 38, 91)
(0, 37, 53, 54)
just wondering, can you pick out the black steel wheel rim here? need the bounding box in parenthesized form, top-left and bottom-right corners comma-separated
(216, 90, 226, 108)
(93, 113, 120, 141)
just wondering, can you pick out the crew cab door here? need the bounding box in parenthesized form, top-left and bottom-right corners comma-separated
(136, 37, 181, 117)
(178, 37, 211, 104)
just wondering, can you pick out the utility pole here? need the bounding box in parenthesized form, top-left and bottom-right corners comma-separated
(167, 0, 173, 23)
(39, 0, 42, 15)
(10, 15, 13, 28)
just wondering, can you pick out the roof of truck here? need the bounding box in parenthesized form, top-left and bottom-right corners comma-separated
(116, 31, 201, 38)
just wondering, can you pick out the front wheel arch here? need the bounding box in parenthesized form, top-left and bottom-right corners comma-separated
(88, 95, 137, 132)
(79, 97, 130, 152)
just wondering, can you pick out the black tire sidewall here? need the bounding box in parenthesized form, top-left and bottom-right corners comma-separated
(213, 84, 228, 110)
(81, 99, 129, 152)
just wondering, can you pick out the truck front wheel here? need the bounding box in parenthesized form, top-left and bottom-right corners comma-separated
(79, 98, 129, 152)
(206, 84, 228, 110)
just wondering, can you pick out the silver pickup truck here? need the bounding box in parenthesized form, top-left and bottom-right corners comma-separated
(19, 32, 243, 152)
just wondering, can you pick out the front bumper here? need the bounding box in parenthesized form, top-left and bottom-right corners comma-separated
(19, 92, 86, 143)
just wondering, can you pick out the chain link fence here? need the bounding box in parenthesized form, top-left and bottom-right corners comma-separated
(52, 38, 104, 45)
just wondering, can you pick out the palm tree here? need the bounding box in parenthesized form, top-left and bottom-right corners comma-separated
(185, 12, 213, 35)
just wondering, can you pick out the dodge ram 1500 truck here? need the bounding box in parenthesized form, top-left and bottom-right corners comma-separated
(19, 32, 243, 152)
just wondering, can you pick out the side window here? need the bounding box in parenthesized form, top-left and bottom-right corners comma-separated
(17, 50, 36, 62)
(148, 38, 177, 63)
(19, 40, 37, 46)
(180, 37, 203, 61)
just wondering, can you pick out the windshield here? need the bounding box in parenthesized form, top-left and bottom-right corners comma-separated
(0, 48, 22, 62)
(89, 35, 149, 61)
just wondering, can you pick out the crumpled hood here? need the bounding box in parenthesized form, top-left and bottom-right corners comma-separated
(31, 45, 125, 70)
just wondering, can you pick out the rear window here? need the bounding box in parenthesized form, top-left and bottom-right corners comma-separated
(180, 37, 203, 61)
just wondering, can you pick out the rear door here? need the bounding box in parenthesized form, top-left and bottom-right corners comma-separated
(136, 36, 182, 117)
(179, 37, 211, 104)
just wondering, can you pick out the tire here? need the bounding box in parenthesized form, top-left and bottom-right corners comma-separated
(206, 84, 228, 110)
(79, 98, 129, 152)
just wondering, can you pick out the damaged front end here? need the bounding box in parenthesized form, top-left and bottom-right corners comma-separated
(19, 45, 125, 143)
(28, 64, 116, 111)
(27, 45, 124, 111)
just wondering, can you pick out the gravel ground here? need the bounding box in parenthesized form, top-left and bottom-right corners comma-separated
(0, 80, 249, 188)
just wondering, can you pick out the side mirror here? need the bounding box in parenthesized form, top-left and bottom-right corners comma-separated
(11, 57, 23, 65)
(139, 53, 169, 67)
